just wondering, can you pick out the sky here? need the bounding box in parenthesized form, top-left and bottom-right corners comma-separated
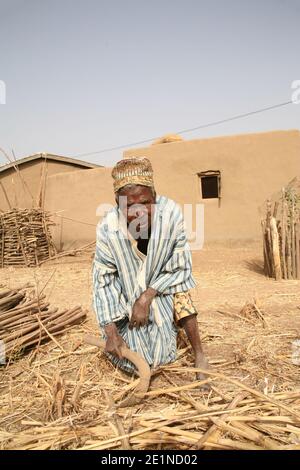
(0, 0, 300, 166)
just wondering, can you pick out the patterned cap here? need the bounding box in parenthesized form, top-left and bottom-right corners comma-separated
(112, 157, 154, 193)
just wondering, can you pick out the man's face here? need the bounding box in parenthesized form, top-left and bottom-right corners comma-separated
(117, 185, 156, 239)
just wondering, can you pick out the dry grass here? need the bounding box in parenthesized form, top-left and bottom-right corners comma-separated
(0, 315, 299, 450)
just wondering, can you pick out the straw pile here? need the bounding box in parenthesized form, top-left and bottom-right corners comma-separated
(0, 304, 299, 451)
(0, 208, 57, 267)
(262, 178, 300, 280)
(0, 284, 87, 363)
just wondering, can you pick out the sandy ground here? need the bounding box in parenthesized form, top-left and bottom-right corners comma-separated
(2, 240, 300, 376)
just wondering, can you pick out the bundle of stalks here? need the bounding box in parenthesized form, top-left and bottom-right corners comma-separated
(0, 285, 87, 362)
(239, 299, 268, 327)
(0, 208, 57, 267)
(262, 181, 300, 280)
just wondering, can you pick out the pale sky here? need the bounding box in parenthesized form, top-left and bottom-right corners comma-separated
(0, 0, 300, 166)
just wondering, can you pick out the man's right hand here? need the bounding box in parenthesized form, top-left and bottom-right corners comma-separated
(104, 323, 126, 359)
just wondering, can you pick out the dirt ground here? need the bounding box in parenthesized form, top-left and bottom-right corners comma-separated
(1, 241, 300, 450)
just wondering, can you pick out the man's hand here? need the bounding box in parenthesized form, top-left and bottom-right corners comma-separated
(129, 287, 157, 330)
(104, 323, 126, 359)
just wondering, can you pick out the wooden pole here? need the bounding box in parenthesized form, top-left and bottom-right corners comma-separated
(36, 161, 47, 208)
(261, 221, 270, 276)
(291, 199, 296, 278)
(265, 199, 274, 277)
(0, 216, 4, 269)
(296, 221, 300, 280)
(266, 226, 273, 278)
(286, 222, 292, 280)
(273, 201, 279, 218)
(270, 217, 282, 280)
(281, 190, 287, 279)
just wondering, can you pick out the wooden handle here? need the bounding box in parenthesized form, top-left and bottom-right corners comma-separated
(84, 334, 106, 349)
(83, 334, 151, 407)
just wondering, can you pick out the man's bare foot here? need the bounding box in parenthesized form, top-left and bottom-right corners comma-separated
(195, 353, 210, 390)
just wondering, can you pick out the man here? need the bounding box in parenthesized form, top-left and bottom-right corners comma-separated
(93, 157, 208, 380)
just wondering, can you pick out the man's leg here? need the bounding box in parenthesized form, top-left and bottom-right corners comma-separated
(174, 292, 209, 383)
(179, 314, 209, 381)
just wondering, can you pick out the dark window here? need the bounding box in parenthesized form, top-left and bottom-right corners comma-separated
(198, 171, 221, 199)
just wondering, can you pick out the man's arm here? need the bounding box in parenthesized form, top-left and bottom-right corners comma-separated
(93, 222, 128, 356)
(93, 223, 128, 325)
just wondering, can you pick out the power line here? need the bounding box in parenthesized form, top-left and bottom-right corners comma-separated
(74, 100, 293, 158)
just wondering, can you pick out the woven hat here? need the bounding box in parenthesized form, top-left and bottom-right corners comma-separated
(112, 157, 154, 193)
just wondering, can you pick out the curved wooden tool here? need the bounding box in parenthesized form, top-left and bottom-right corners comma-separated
(83, 334, 151, 407)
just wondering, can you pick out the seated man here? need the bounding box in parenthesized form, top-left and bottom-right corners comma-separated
(93, 157, 208, 379)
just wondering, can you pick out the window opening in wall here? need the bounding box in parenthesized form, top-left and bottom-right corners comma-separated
(198, 170, 221, 200)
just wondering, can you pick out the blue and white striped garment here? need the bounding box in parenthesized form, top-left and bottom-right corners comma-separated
(92, 195, 196, 372)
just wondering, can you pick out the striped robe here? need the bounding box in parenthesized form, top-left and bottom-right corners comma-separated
(92, 195, 196, 372)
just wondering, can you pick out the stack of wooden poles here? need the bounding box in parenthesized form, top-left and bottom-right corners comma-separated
(0, 285, 86, 362)
(262, 188, 300, 280)
(0, 208, 56, 267)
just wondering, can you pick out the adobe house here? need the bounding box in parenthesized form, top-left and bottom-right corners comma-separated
(124, 130, 300, 242)
(0, 152, 101, 210)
